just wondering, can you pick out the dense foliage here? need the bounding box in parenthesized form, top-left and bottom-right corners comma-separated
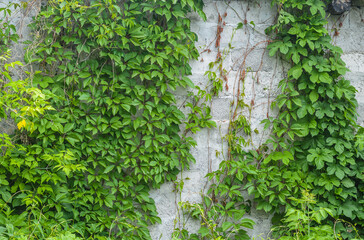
(173, 0, 363, 239)
(0, 0, 215, 239)
(0, 0, 363, 239)
(243, 0, 363, 238)
(264, 0, 363, 234)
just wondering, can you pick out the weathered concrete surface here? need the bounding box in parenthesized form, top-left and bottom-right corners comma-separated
(0, 0, 41, 135)
(3, 0, 364, 239)
(151, 1, 280, 239)
(149, 0, 364, 239)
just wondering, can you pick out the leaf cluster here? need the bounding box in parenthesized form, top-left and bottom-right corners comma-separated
(244, 0, 364, 238)
(0, 0, 213, 239)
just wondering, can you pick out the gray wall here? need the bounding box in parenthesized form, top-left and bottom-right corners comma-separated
(0, 0, 41, 134)
(3, 0, 364, 239)
(149, 0, 364, 239)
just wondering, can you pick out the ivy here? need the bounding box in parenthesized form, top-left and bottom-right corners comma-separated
(172, 11, 260, 240)
(173, 0, 363, 239)
(1, 0, 363, 239)
(249, 0, 364, 237)
(0, 0, 215, 239)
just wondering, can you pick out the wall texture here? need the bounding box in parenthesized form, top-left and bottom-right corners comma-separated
(3, 0, 364, 239)
(149, 0, 364, 239)
(0, 0, 41, 135)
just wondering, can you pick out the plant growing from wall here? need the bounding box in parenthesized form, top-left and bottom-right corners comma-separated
(0, 2, 82, 239)
(239, 0, 364, 238)
(2, 0, 363, 239)
(172, 8, 264, 240)
(173, 0, 363, 239)
(274, 190, 336, 240)
(0, 0, 216, 239)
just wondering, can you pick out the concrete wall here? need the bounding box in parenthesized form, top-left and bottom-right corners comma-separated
(0, 0, 41, 135)
(3, 0, 364, 239)
(149, 0, 364, 239)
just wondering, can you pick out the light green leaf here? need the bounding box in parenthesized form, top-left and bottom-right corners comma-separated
(104, 165, 115, 174)
(222, 221, 234, 232)
(309, 91, 319, 103)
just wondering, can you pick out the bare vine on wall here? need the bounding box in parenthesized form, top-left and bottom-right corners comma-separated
(173, 0, 364, 239)
(172, 1, 282, 239)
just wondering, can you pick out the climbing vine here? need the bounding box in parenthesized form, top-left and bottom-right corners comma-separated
(260, 0, 363, 237)
(172, 3, 269, 239)
(0, 0, 216, 239)
(1, 0, 363, 239)
(173, 0, 363, 239)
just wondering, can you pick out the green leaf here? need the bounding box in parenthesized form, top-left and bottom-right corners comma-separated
(240, 218, 255, 229)
(292, 52, 300, 64)
(292, 97, 302, 106)
(289, 65, 303, 79)
(104, 195, 115, 208)
(288, 26, 300, 35)
(309, 91, 319, 103)
(319, 72, 332, 84)
(104, 165, 115, 174)
(297, 107, 307, 118)
(198, 227, 209, 237)
(291, 123, 309, 137)
(335, 167, 345, 180)
(79, 93, 90, 101)
(307, 148, 334, 169)
(1, 191, 11, 202)
(222, 222, 233, 232)
(79, 72, 91, 78)
(63, 123, 74, 133)
(342, 178, 354, 188)
(155, 174, 162, 183)
(236, 22, 244, 30)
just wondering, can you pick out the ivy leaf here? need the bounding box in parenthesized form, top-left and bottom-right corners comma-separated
(307, 0, 326, 17)
(288, 26, 300, 35)
(63, 123, 74, 133)
(289, 65, 303, 79)
(265, 151, 293, 165)
(342, 178, 354, 188)
(326, 137, 350, 154)
(280, 45, 288, 54)
(79, 93, 90, 101)
(319, 72, 332, 84)
(310, 70, 319, 83)
(335, 79, 356, 99)
(340, 201, 358, 218)
(236, 22, 244, 30)
(292, 97, 302, 107)
(79, 72, 91, 78)
(104, 165, 114, 174)
(315, 103, 334, 118)
(104, 195, 115, 208)
(292, 52, 300, 64)
(297, 107, 307, 118)
(268, 42, 281, 56)
(198, 227, 209, 237)
(309, 91, 319, 103)
(240, 218, 255, 229)
(1, 191, 11, 202)
(222, 222, 234, 232)
(291, 122, 309, 137)
(307, 148, 334, 169)
(335, 167, 345, 180)
(155, 174, 162, 184)
(233, 209, 246, 221)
